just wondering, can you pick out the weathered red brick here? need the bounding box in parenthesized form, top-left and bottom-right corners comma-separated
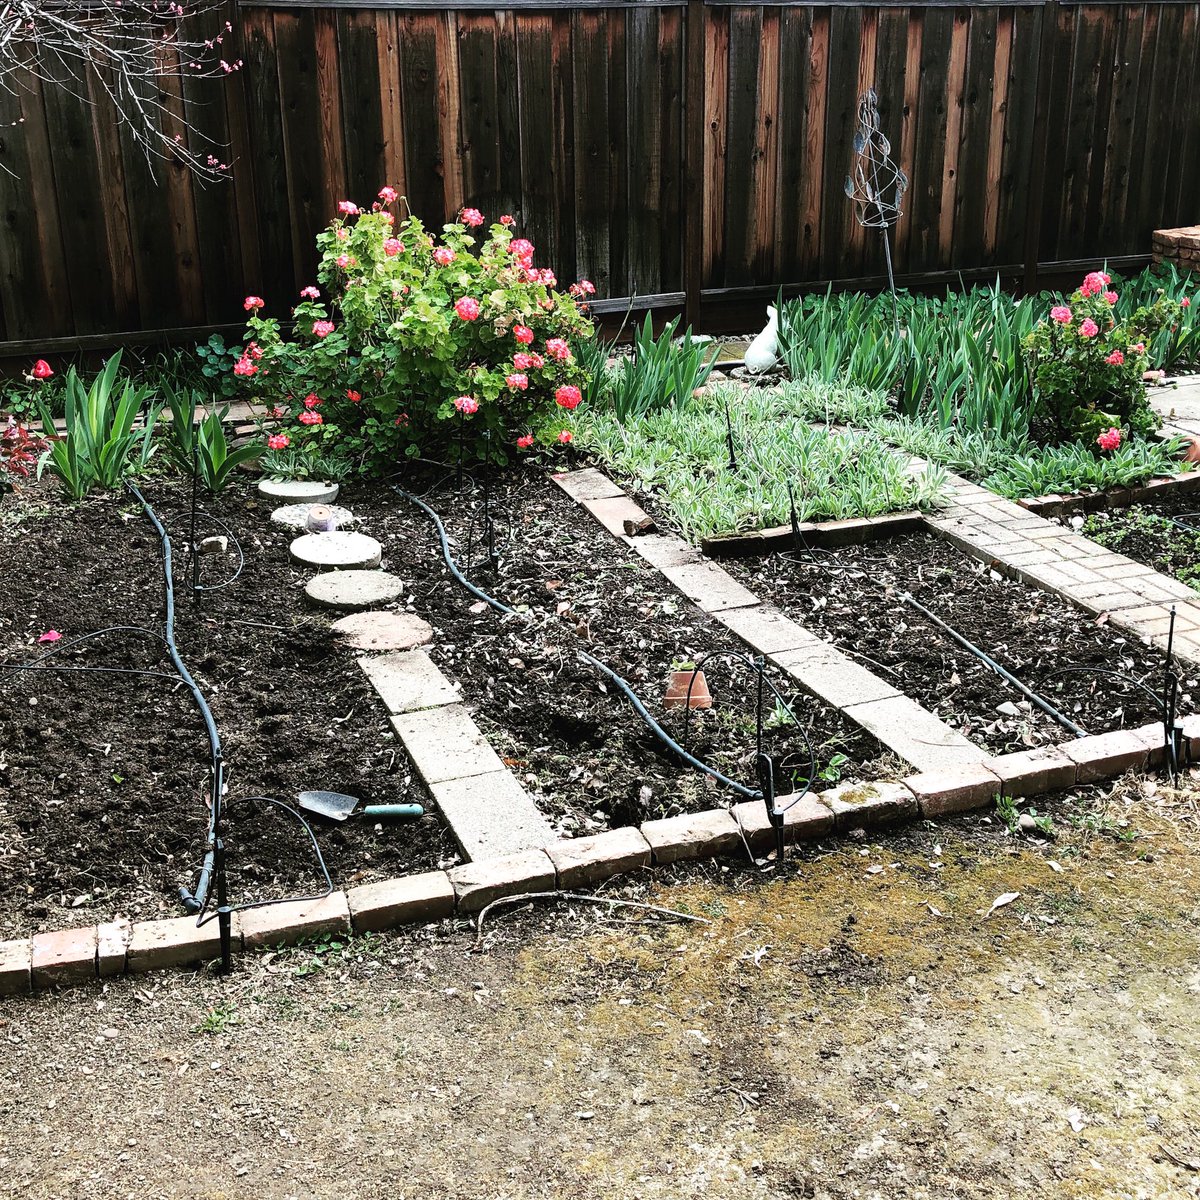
(347, 872, 455, 933)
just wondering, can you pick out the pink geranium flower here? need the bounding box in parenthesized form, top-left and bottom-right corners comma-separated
(267, 433, 290, 450)
(1050, 306, 1072, 325)
(312, 321, 335, 338)
(433, 247, 455, 266)
(1103, 291, 1118, 305)
(232, 356, 257, 377)
(545, 338, 572, 362)
(513, 352, 533, 371)
(454, 396, 479, 415)
(346, 390, 361, 403)
(517, 434, 534, 449)
(335, 254, 356, 269)
(300, 286, 320, 299)
(505, 373, 529, 391)
(378, 186, 398, 204)
(514, 325, 534, 345)
(338, 200, 358, 215)
(500, 214, 514, 226)
(460, 207, 484, 227)
(303, 393, 322, 409)
(555, 385, 582, 410)
(384, 238, 403, 257)
(1096, 427, 1121, 452)
(1105, 350, 1125, 365)
(558, 429, 573, 445)
(298, 410, 323, 426)
(454, 297, 480, 321)
(1079, 318, 1099, 338)
(243, 295, 264, 311)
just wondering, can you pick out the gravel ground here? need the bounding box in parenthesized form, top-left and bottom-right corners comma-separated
(3, 776, 1200, 1199)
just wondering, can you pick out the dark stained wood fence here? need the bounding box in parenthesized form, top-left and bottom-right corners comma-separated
(1, 0, 1198, 353)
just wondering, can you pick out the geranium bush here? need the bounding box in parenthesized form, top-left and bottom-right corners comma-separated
(232, 190, 597, 468)
(1023, 271, 1181, 448)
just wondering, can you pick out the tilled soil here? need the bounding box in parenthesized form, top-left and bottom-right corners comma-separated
(0, 479, 454, 938)
(1082, 493, 1200, 594)
(726, 530, 1183, 755)
(352, 471, 900, 836)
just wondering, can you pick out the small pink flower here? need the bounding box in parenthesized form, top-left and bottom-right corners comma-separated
(395, 412, 409, 427)
(300, 285, 320, 299)
(1080, 271, 1109, 297)
(433, 247, 455, 266)
(346, 389, 361, 402)
(336, 228, 349, 241)
(1131, 342, 1146, 353)
(312, 321, 335, 338)
(454, 395, 479, 415)
(298, 410, 324, 426)
(243, 295, 264, 311)
(1050, 306, 1072, 325)
(1105, 350, 1125, 365)
(1103, 291, 1118, 305)
(555, 385, 582, 410)
(509, 239, 534, 259)
(384, 238, 403, 257)
(454, 297, 481, 321)
(513, 352, 533, 371)
(517, 434, 534, 449)
(500, 214, 514, 226)
(528, 352, 545, 369)
(31, 359, 54, 379)
(505, 373, 529, 391)
(338, 200, 358, 215)
(514, 325, 534, 345)
(545, 338, 572, 362)
(378, 185, 398, 204)
(335, 254, 356, 269)
(1079, 318, 1099, 338)
(38, 630, 62, 644)
(270, 405, 287, 419)
(267, 433, 290, 450)
(303, 393, 322, 409)
(460, 207, 484, 227)
(1096, 426, 1121, 452)
(558, 429, 573, 445)
(232, 356, 257, 377)
(569, 280, 597, 299)
(1184, 297, 1192, 308)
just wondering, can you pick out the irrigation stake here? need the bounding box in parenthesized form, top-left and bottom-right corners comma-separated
(723, 399, 738, 471)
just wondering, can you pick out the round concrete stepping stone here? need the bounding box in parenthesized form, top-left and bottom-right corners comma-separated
(258, 479, 340, 505)
(306, 570, 403, 611)
(290, 531, 382, 570)
(270, 503, 355, 531)
(331, 611, 433, 652)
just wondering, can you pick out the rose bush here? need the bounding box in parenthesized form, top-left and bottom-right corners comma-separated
(231, 190, 597, 468)
(1023, 271, 1181, 446)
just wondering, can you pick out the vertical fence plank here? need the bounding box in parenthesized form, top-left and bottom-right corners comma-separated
(552, 11, 578, 284)
(722, 6, 762, 288)
(435, 11, 465, 217)
(907, 8, 953, 272)
(893, 9, 922, 270)
(339, 11, 387, 204)
(776, 7, 814, 282)
(400, 12, 445, 227)
(703, 7, 729, 290)
(459, 13, 503, 212)
(658, 7, 684, 294)
(820, 7, 861, 279)
(1163, 3, 1199, 230)
(516, 14, 559, 270)
(996, 5, 1041, 269)
(954, 9, 997, 268)
(626, 7, 665, 294)
(376, 11, 408, 199)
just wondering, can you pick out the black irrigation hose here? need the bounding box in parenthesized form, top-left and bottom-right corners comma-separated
(899, 591, 1089, 739)
(393, 484, 775, 803)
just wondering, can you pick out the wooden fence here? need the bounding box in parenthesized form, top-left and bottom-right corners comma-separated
(1, 0, 1198, 354)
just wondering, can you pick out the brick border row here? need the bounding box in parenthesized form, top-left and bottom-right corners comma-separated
(4, 711, 1189, 998)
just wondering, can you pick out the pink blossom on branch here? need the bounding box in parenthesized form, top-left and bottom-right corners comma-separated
(300, 285, 321, 300)
(338, 200, 359, 216)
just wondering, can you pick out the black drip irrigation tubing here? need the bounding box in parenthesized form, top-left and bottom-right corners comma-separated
(899, 590, 1089, 739)
(393, 483, 816, 858)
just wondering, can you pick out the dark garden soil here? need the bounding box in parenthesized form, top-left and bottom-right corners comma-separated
(351, 470, 900, 838)
(725, 530, 1183, 756)
(0, 479, 455, 939)
(1081, 493, 1200, 594)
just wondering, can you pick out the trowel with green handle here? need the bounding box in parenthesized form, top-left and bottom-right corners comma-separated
(297, 790, 424, 822)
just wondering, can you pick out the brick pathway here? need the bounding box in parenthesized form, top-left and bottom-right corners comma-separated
(926, 469, 1200, 665)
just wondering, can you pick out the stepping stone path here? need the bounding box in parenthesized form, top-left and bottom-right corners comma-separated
(290, 530, 382, 570)
(271, 503, 355, 531)
(331, 611, 433, 652)
(305, 569, 404, 610)
(258, 479, 341, 505)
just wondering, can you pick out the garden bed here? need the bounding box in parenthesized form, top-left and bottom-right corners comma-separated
(352, 471, 901, 835)
(725, 530, 1183, 757)
(0, 480, 455, 939)
(1081, 493, 1200, 597)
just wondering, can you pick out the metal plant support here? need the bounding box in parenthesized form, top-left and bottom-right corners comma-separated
(844, 88, 908, 329)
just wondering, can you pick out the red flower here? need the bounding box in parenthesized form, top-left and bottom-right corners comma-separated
(243, 295, 265, 311)
(460, 207, 484, 227)
(505, 373, 529, 391)
(500, 214, 514, 226)
(509, 239, 534, 259)
(31, 359, 54, 379)
(455, 297, 481, 321)
(312, 320, 335, 338)
(454, 396, 479, 415)
(545, 338, 572, 362)
(378, 185, 398, 204)
(270, 405, 287, 419)
(303, 393, 323, 409)
(298, 410, 323, 426)
(1104, 350, 1125, 366)
(555, 385, 582, 410)
(1184, 297, 1193, 309)
(267, 433, 290, 450)
(558, 429, 573, 445)
(513, 352, 533, 371)
(1096, 426, 1121, 452)
(338, 200, 358, 216)
(346, 389, 362, 402)
(514, 325, 534, 345)
(517, 434, 534, 450)
(300, 286, 320, 300)
(384, 238, 403, 258)
(232, 356, 257, 377)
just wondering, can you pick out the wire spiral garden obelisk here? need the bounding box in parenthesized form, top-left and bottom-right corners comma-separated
(844, 88, 908, 329)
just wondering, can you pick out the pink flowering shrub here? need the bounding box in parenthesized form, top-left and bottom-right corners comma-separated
(234, 190, 595, 464)
(1023, 271, 1182, 446)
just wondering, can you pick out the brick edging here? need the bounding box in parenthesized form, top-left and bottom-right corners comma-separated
(4, 715, 1187, 998)
(1016, 462, 1200, 520)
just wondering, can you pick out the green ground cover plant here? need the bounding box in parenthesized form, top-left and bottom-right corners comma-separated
(580, 381, 946, 541)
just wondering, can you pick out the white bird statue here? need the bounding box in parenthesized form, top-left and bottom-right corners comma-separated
(744, 305, 779, 374)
